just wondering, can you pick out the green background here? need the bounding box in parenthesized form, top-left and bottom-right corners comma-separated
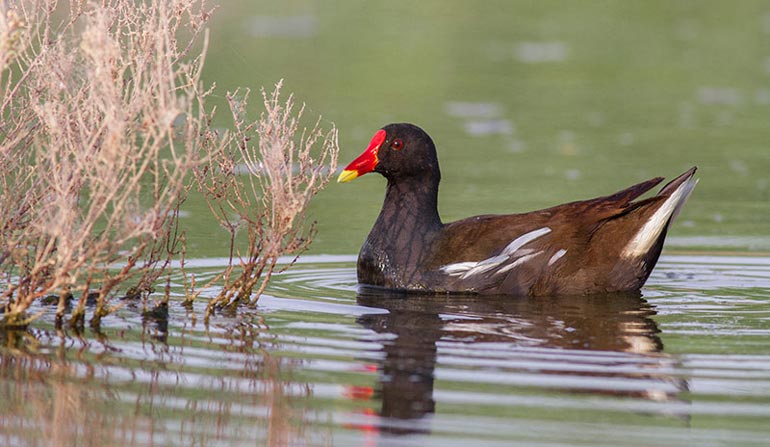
(179, 0, 770, 257)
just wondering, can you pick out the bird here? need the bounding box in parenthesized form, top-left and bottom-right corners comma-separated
(337, 123, 697, 296)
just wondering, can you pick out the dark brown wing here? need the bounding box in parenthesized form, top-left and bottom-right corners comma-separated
(428, 175, 668, 265)
(425, 169, 697, 295)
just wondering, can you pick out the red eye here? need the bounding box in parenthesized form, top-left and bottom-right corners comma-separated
(391, 139, 404, 150)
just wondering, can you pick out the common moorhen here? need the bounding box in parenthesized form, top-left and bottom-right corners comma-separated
(338, 123, 697, 296)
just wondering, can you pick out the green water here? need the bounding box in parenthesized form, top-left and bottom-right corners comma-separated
(3, 2, 770, 446)
(181, 0, 770, 256)
(2, 256, 770, 446)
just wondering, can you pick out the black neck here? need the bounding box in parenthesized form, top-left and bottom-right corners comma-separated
(357, 171, 443, 288)
(378, 174, 442, 231)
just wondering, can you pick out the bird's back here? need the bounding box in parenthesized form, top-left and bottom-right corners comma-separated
(424, 168, 698, 295)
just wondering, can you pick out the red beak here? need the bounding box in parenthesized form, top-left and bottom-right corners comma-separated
(337, 129, 386, 183)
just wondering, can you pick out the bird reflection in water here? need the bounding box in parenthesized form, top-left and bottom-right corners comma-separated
(352, 288, 686, 436)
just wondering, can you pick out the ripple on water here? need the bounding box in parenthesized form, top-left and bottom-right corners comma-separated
(2, 254, 770, 446)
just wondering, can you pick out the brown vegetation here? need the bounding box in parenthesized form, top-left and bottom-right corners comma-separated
(190, 84, 338, 319)
(0, 0, 338, 329)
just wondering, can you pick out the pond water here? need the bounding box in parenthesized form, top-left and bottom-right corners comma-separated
(2, 255, 770, 446)
(3, 1, 770, 446)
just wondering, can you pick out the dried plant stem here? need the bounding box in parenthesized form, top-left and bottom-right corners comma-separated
(0, 0, 212, 328)
(193, 82, 338, 320)
(1, 2, 338, 328)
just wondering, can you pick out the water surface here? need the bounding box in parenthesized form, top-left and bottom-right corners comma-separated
(2, 255, 770, 446)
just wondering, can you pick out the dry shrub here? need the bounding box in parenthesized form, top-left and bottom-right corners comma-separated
(190, 82, 338, 319)
(0, 0, 213, 328)
(0, 0, 338, 328)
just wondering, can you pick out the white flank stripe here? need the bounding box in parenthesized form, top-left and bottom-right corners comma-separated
(548, 249, 567, 266)
(441, 262, 479, 275)
(622, 177, 698, 259)
(460, 259, 506, 279)
(501, 227, 552, 256)
(475, 254, 509, 266)
(440, 227, 552, 279)
(496, 251, 543, 275)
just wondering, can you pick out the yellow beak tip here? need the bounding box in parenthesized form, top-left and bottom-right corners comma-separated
(337, 170, 359, 183)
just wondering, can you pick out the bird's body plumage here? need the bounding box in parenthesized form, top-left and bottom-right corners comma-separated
(340, 123, 697, 296)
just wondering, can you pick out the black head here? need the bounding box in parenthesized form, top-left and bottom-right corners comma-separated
(338, 123, 441, 183)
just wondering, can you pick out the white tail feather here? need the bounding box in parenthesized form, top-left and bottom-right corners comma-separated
(622, 177, 698, 259)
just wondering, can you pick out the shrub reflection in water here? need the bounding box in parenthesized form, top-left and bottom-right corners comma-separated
(0, 316, 329, 447)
